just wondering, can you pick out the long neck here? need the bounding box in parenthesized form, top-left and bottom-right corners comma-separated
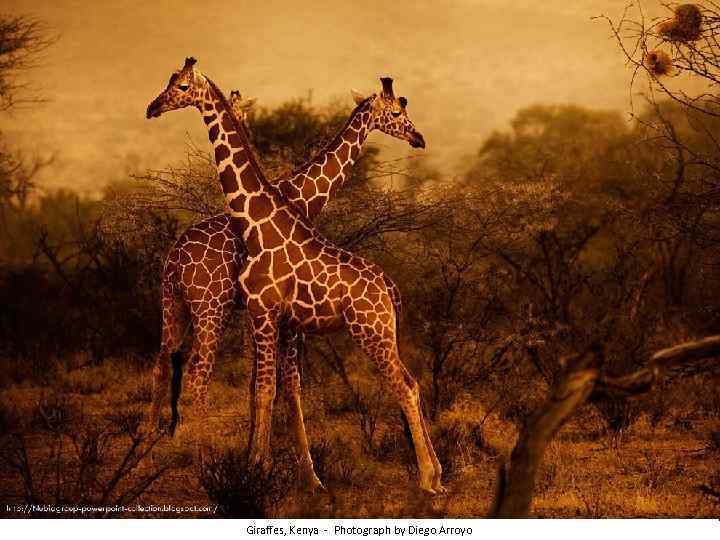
(201, 78, 289, 251)
(275, 98, 374, 220)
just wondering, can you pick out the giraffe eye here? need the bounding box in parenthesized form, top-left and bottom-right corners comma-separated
(391, 111, 401, 118)
(178, 83, 190, 92)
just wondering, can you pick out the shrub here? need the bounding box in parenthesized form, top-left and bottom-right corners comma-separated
(199, 446, 296, 518)
(0, 412, 172, 516)
(595, 398, 642, 439)
(60, 373, 106, 396)
(31, 393, 81, 434)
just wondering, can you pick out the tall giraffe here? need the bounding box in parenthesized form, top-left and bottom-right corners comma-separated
(146, 58, 443, 493)
(147, 89, 255, 432)
(148, 74, 424, 486)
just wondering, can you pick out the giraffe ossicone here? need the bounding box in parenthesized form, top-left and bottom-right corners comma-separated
(146, 58, 442, 494)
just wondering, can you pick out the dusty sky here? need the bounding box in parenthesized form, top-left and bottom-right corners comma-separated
(1, 0, 652, 195)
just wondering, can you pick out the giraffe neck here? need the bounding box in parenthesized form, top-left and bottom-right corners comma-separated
(276, 98, 374, 220)
(200, 77, 290, 253)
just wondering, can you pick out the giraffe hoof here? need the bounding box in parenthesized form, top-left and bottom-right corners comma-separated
(300, 468, 325, 493)
(307, 479, 327, 493)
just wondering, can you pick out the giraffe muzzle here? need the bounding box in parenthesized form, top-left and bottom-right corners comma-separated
(146, 99, 163, 119)
(408, 131, 426, 149)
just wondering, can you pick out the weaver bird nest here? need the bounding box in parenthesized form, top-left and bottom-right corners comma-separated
(658, 4, 703, 42)
(644, 49, 674, 76)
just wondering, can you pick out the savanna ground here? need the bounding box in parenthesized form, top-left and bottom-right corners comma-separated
(3, 3, 720, 518)
(1, 345, 719, 518)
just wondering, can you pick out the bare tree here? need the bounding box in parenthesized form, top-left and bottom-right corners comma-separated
(0, 15, 54, 111)
(600, 2, 720, 317)
(598, 3, 719, 115)
(0, 15, 56, 110)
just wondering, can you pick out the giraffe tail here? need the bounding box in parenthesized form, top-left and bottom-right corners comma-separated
(169, 350, 183, 436)
(390, 281, 416, 453)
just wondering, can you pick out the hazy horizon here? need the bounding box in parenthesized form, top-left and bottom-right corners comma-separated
(1, 0, 665, 196)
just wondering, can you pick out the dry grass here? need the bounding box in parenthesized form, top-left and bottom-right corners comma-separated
(0, 353, 718, 518)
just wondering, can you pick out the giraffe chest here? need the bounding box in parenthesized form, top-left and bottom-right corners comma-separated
(239, 241, 350, 323)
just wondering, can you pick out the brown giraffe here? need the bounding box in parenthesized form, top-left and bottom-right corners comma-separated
(147, 74, 423, 486)
(146, 90, 254, 432)
(146, 57, 443, 494)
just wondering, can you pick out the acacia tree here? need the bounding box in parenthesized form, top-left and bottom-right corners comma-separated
(600, 3, 720, 115)
(396, 190, 501, 418)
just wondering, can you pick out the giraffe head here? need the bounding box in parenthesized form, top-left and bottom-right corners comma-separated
(229, 90, 257, 123)
(146, 57, 209, 118)
(351, 77, 425, 149)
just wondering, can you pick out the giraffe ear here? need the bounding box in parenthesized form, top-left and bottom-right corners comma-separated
(399, 96, 407, 109)
(241, 97, 257, 111)
(350, 89, 365, 105)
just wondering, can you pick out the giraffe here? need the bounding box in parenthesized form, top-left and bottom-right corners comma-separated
(147, 89, 255, 434)
(146, 57, 443, 494)
(147, 73, 424, 486)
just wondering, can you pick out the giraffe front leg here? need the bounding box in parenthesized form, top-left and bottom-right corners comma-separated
(279, 326, 324, 492)
(247, 311, 279, 471)
(414, 371, 444, 492)
(392, 366, 440, 494)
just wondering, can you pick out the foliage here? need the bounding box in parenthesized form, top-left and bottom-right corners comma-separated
(199, 446, 296, 518)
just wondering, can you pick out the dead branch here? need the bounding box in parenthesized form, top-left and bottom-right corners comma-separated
(492, 334, 720, 517)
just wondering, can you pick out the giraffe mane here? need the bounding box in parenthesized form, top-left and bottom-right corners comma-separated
(284, 96, 375, 180)
(204, 76, 268, 184)
(204, 75, 314, 225)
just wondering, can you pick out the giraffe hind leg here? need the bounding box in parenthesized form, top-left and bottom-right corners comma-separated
(346, 319, 443, 494)
(182, 305, 229, 437)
